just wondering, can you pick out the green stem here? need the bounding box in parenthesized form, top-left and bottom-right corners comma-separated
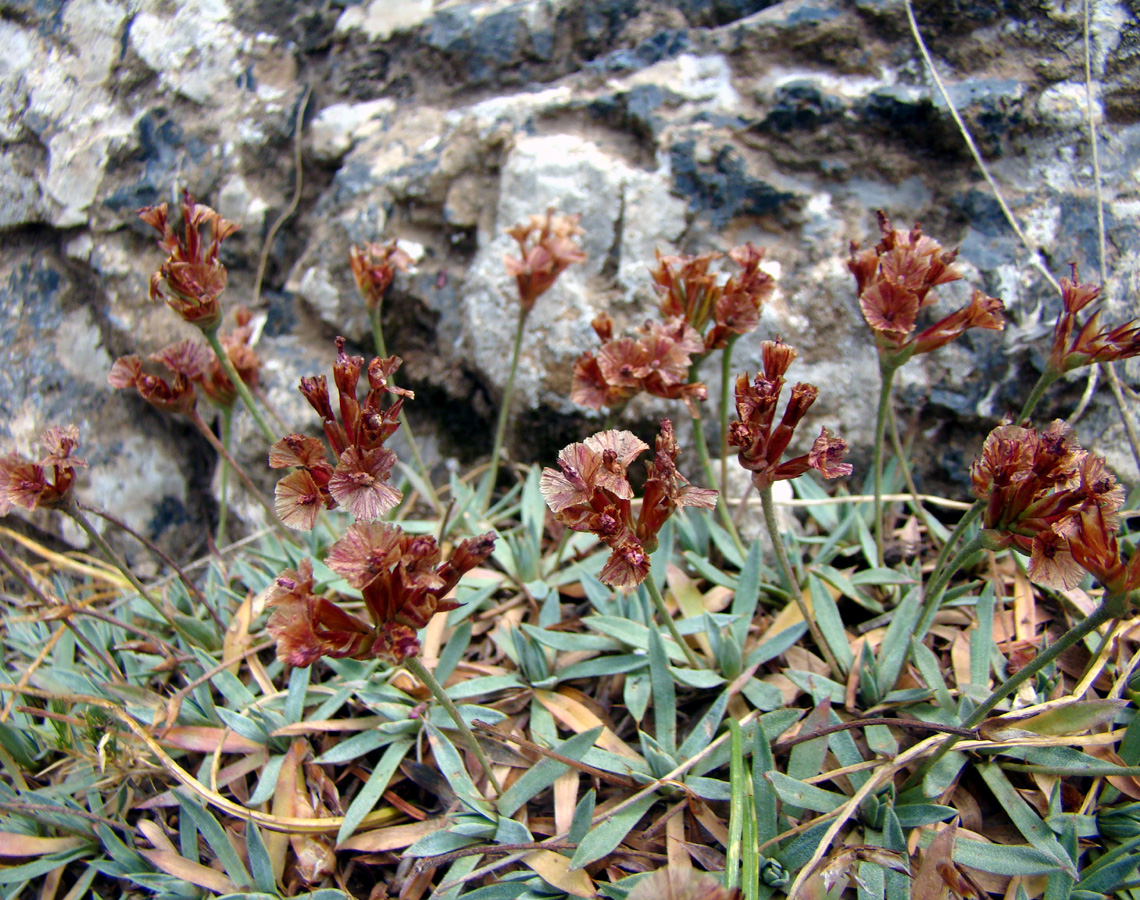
(872, 355, 902, 567)
(760, 485, 843, 679)
(62, 499, 193, 642)
(887, 404, 942, 551)
(404, 655, 503, 797)
(1015, 367, 1061, 425)
(203, 327, 277, 444)
(691, 409, 746, 556)
(915, 531, 988, 643)
(909, 601, 1116, 790)
(643, 571, 703, 670)
(216, 406, 232, 547)
(369, 306, 440, 513)
(481, 310, 528, 514)
(188, 408, 285, 536)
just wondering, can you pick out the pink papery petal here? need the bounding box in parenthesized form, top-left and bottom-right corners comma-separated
(269, 434, 332, 471)
(328, 447, 402, 520)
(325, 521, 404, 589)
(599, 539, 650, 588)
(275, 469, 326, 531)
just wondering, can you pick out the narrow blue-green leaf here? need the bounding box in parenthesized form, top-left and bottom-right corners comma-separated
(405, 830, 483, 857)
(425, 723, 494, 817)
(971, 584, 996, 688)
(683, 550, 739, 589)
(520, 625, 621, 653)
(826, 711, 868, 790)
(893, 803, 957, 827)
(678, 689, 730, 760)
(978, 764, 1074, 873)
(670, 666, 725, 689)
(445, 675, 525, 700)
(911, 638, 955, 713)
(283, 665, 310, 724)
(435, 853, 484, 900)
(0, 847, 94, 884)
(792, 472, 839, 530)
(176, 791, 252, 888)
(647, 624, 676, 755)
(849, 568, 916, 586)
(949, 838, 1066, 876)
(570, 793, 657, 870)
(883, 809, 909, 900)
(815, 563, 882, 613)
(745, 622, 809, 668)
(870, 586, 917, 699)
(315, 730, 391, 765)
(558, 654, 648, 682)
(568, 788, 596, 846)
(497, 727, 603, 818)
(808, 575, 853, 673)
(584, 616, 686, 662)
(753, 717, 779, 846)
(435, 621, 472, 685)
(732, 541, 763, 647)
(245, 822, 275, 894)
(707, 519, 745, 568)
(766, 772, 846, 813)
(337, 739, 414, 844)
(923, 750, 967, 798)
(726, 718, 745, 891)
(784, 670, 845, 705)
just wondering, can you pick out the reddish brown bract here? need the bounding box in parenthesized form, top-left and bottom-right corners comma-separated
(849, 211, 1003, 359)
(0, 425, 86, 516)
(139, 192, 238, 331)
(728, 340, 852, 491)
(1048, 264, 1140, 374)
(108, 339, 213, 416)
(266, 527, 496, 665)
(971, 421, 1137, 592)
(349, 241, 412, 310)
(540, 420, 716, 588)
(504, 209, 587, 312)
(269, 337, 408, 530)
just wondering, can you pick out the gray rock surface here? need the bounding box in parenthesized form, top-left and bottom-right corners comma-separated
(2, 0, 1139, 553)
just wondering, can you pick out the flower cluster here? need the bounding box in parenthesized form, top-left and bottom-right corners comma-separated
(108, 312, 261, 414)
(139, 193, 239, 332)
(571, 315, 708, 415)
(541, 420, 717, 587)
(0, 425, 86, 516)
(504, 209, 587, 313)
(266, 524, 496, 665)
(651, 243, 775, 351)
(109, 339, 212, 416)
(350, 240, 411, 311)
(571, 243, 774, 416)
(270, 338, 410, 530)
(1047, 264, 1140, 375)
(728, 340, 852, 491)
(848, 211, 1004, 359)
(971, 420, 1136, 592)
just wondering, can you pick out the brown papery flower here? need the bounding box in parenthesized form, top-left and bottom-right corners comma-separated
(571, 315, 708, 416)
(504, 209, 586, 313)
(541, 420, 716, 588)
(849, 211, 1003, 359)
(108, 339, 213, 416)
(350, 241, 411, 310)
(1048, 264, 1140, 374)
(970, 420, 1135, 591)
(269, 337, 409, 530)
(728, 340, 852, 491)
(0, 425, 86, 516)
(139, 192, 238, 332)
(266, 526, 496, 666)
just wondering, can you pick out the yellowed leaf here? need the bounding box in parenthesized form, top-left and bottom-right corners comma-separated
(523, 850, 595, 897)
(0, 834, 88, 857)
(533, 689, 641, 760)
(337, 817, 448, 852)
(137, 849, 236, 894)
(137, 819, 177, 854)
(223, 588, 254, 678)
(162, 727, 263, 754)
(553, 770, 578, 837)
(666, 563, 712, 658)
(271, 716, 388, 736)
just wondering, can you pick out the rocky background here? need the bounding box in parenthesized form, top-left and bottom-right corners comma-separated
(3, 0, 1139, 559)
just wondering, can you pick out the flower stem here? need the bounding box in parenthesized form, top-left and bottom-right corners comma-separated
(887, 405, 942, 551)
(914, 531, 988, 643)
(481, 309, 528, 514)
(760, 485, 843, 679)
(643, 571, 703, 669)
(908, 601, 1115, 791)
(62, 499, 194, 642)
(691, 409, 746, 557)
(216, 406, 232, 546)
(203, 327, 277, 444)
(872, 355, 902, 567)
(188, 408, 285, 535)
(404, 655, 503, 796)
(369, 305, 440, 513)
